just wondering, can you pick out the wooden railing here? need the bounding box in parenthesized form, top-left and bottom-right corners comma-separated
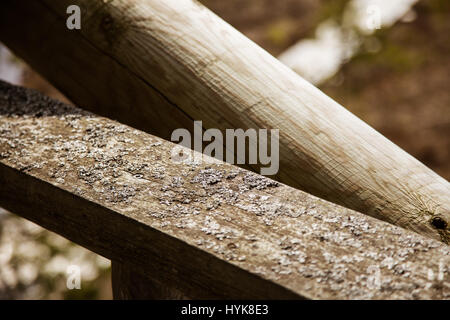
(0, 0, 449, 299)
(1, 0, 449, 243)
(0, 80, 448, 299)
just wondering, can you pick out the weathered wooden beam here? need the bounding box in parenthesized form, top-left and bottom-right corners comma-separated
(0, 0, 448, 242)
(0, 81, 448, 299)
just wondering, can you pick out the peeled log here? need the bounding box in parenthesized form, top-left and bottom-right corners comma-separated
(0, 0, 449, 243)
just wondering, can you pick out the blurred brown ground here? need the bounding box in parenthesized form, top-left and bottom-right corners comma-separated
(320, 0, 450, 179)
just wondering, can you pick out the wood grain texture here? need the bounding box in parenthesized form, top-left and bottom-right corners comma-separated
(0, 0, 449, 243)
(0, 81, 449, 299)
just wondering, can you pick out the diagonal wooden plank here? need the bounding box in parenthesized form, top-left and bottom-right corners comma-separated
(0, 81, 448, 299)
(0, 0, 448, 242)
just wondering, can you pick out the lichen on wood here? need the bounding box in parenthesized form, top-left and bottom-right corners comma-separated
(0, 81, 448, 299)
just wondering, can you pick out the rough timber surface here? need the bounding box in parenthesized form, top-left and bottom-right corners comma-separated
(0, 81, 449, 299)
(0, 0, 449, 243)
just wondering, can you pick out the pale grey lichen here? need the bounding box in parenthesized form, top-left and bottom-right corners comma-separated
(0, 80, 449, 300)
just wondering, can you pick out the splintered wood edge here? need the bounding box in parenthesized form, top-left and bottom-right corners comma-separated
(0, 81, 448, 299)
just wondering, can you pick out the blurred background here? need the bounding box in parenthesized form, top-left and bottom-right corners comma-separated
(0, 0, 448, 299)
